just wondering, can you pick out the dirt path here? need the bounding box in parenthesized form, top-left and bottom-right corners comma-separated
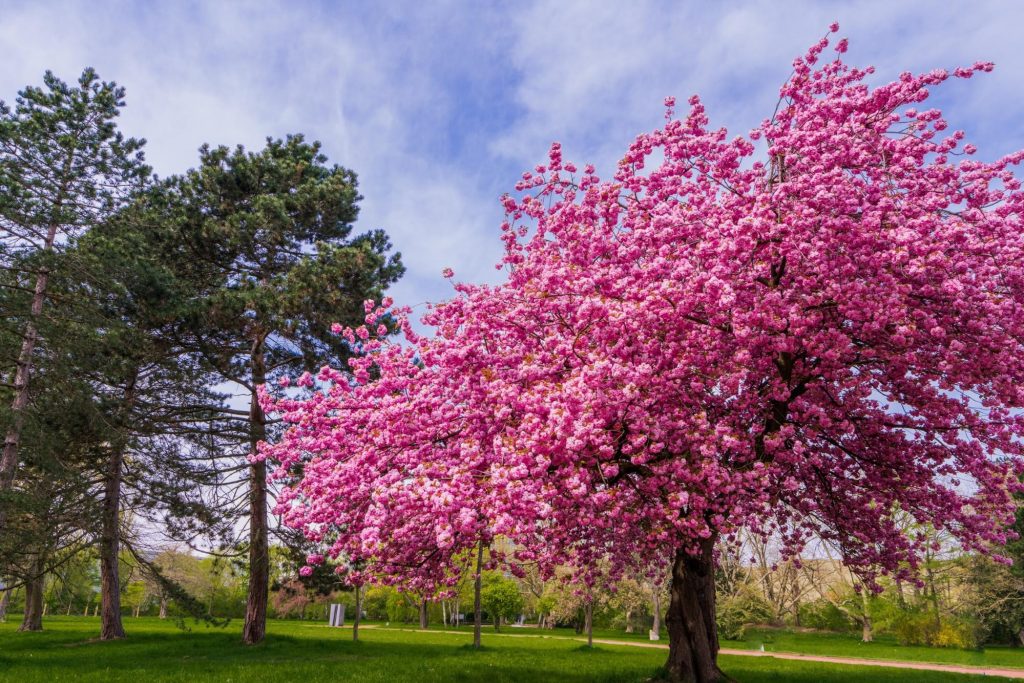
(366, 626, 1024, 679)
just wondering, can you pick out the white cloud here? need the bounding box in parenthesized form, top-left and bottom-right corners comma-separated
(496, 0, 1024, 175)
(1, 0, 1022, 322)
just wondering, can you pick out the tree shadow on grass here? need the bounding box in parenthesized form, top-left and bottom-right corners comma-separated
(0, 622, 1001, 683)
(722, 657, 1000, 683)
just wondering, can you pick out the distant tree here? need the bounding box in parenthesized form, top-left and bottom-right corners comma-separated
(480, 574, 524, 631)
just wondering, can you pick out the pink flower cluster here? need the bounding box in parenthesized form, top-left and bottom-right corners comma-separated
(260, 33, 1024, 593)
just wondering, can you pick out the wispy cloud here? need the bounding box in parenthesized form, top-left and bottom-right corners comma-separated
(2, 0, 1022, 316)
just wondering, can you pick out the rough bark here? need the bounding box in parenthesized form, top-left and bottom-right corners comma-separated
(242, 337, 269, 645)
(0, 218, 61, 533)
(472, 538, 484, 648)
(664, 540, 733, 683)
(19, 560, 44, 632)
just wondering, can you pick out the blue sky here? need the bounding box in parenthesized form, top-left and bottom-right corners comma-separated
(3, 0, 1023, 315)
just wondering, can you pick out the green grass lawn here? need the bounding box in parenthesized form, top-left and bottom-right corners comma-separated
(0, 616, 1019, 682)
(386, 620, 1024, 670)
(726, 628, 1024, 669)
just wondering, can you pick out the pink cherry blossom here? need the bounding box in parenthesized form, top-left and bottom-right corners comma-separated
(259, 31, 1024, 681)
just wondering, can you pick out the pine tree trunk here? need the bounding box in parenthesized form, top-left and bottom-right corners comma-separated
(19, 559, 44, 632)
(243, 338, 269, 645)
(353, 585, 361, 642)
(664, 540, 732, 683)
(472, 538, 484, 649)
(100, 380, 133, 641)
(0, 587, 9, 622)
(0, 218, 61, 533)
(419, 597, 428, 629)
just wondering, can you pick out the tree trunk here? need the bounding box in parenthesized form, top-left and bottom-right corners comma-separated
(0, 219, 61, 534)
(419, 597, 428, 629)
(353, 585, 361, 642)
(19, 560, 44, 632)
(99, 380, 134, 641)
(664, 540, 732, 683)
(134, 603, 141, 618)
(652, 584, 662, 640)
(0, 587, 9, 622)
(585, 601, 593, 648)
(860, 590, 873, 643)
(159, 593, 167, 619)
(473, 538, 484, 649)
(242, 338, 269, 645)
(625, 607, 634, 633)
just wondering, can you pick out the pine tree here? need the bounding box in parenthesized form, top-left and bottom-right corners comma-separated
(154, 135, 403, 643)
(0, 68, 148, 533)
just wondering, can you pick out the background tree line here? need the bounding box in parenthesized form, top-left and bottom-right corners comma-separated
(7, 518, 1020, 654)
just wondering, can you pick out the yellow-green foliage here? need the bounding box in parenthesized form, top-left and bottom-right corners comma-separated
(893, 611, 979, 649)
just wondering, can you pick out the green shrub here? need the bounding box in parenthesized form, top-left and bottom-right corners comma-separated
(798, 599, 854, 632)
(934, 618, 981, 649)
(716, 586, 775, 640)
(892, 610, 939, 646)
(892, 610, 979, 649)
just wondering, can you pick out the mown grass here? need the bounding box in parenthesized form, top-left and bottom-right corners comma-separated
(385, 620, 1024, 669)
(0, 616, 1016, 682)
(728, 627, 1024, 669)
